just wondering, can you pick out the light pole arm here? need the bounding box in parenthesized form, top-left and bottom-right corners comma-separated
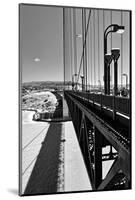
(104, 30, 115, 53)
(104, 24, 118, 35)
(104, 28, 115, 95)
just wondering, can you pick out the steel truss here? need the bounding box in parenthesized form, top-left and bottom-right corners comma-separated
(64, 91, 131, 191)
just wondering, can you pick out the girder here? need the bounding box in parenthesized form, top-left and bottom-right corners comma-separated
(64, 91, 131, 191)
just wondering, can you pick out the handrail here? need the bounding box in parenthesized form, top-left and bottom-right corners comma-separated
(66, 91, 130, 117)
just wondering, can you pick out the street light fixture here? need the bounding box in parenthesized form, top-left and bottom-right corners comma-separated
(104, 24, 125, 95)
(72, 74, 75, 90)
(105, 53, 113, 65)
(113, 25, 125, 34)
(72, 73, 78, 90)
(80, 75, 84, 91)
(122, 73, 128, 89)
(98, 80, 101, 92)
(111, 48, 120, 96)
(74, 73, 78, 90)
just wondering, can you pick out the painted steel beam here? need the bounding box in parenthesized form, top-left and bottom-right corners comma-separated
(64, 91, 131, 190)
(65, 92, 130, 157)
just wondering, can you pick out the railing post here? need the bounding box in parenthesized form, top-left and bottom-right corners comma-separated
(100, 93, 102, 111)
(113, 95, 116, 120)
(94, 126, 103, 188)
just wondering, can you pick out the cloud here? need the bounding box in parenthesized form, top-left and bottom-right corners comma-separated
(34, 57, 40, 62)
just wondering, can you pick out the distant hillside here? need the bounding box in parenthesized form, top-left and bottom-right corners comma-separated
(22, 81, 72, 87)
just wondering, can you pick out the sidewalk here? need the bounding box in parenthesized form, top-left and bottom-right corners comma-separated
(22, 111, 92, 195)
(64, 121, 92, 192)
(24, 122, 63, 195)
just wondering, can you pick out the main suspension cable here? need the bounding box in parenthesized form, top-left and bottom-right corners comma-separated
(76, 9, 92, 84)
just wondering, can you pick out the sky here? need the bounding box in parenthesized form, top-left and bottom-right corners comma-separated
(64, 8, 130, 86)
(20, 4, 63, 83)
(20, 4, 130, 86)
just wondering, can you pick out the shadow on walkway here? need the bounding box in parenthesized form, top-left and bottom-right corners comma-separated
(24, 122, 63, 195)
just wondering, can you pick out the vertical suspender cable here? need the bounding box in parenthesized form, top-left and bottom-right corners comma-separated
(91, 11, 93, 88)
(103, 10, 105, 86)
(76, 9, 91, 84)
(103, 10, 105, 41)
(91, 17, 93, 89)
(63, 8, 66, 87)
(73, 9, 77, 75)
(69, 9, 73, 78)
(93, 10, 96, 88)
(129, 11, 131, 90)
(121, 11, 123, 87)
(98, 10, 100, 83)
(92, 10, 94, 88)
(90, 13, 93, 89)
(110, 10, 112, 89)
(87, 10, 90, 89)
(82, 9, 85, 84)
(84, 9, 88, 90)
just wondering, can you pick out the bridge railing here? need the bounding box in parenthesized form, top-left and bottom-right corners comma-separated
(102, 95, 113, 109)
(115, 97, 130, 116)
(64, 90, 131, 190)
(66, 91, 130, 117)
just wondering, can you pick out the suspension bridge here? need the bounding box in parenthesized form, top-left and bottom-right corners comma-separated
(20, 5, 131, 195)
(63, 7, 131, 190)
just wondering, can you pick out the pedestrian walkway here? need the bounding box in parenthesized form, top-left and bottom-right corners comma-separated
(22, 111, 92, 195)
(22, 111, 50, 194)
(24, 123, 63, 195)
(64, 121, 92, 192)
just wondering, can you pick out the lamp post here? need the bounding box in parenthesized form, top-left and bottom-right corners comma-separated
(98, 80, 101, 92)
(104, 53, 113, 95)
(104, 24, 125, 95)
(72, 73, 78, 91)
(72, 74, 75, 90)
(74, 73, 77, 90)
(80, 75, 84, 91)
(111, 48, 120, 96)
(122, 73, 128, 89)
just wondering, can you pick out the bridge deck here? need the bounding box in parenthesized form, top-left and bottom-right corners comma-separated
(64, 91, 131, 190)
